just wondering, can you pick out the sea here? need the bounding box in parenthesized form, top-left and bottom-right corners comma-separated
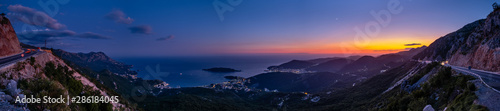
(115, 54, 341, 87)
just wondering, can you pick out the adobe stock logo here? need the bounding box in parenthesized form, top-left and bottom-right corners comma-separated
(213, 0, 243, 22)
(340, 0, 404, 56)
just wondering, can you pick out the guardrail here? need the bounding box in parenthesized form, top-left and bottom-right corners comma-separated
(447, 64, 500, 94)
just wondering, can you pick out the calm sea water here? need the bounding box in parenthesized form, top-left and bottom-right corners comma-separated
(115, 54, 339, 87)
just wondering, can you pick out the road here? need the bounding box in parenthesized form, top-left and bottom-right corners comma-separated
(0, 49, 41, 69)
(446, 64, 500, 93)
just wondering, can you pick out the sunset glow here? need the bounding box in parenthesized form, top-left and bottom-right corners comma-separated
(227, 35, 435, 56)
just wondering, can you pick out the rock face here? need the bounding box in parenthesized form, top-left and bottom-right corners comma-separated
(413, 19, 484, 61)
(414, 9, 500, 72)
(0, 17, 22, 57)
(423, 105, 435, 111)
(450, 10, 500, 72)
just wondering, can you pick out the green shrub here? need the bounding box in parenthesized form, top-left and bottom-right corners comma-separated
(44, 62, 83, 96)
(18, 79, 69, 110)
(29, 57, 36, 66)
(408, 97, 427, 110)
(14, 62, 25, 71)
(448, 91, 486, 111)
(43, 62, 113, 111)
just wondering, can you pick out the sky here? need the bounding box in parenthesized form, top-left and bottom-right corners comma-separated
(0, 0, 494, 57)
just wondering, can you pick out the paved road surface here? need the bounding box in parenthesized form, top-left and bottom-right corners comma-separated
(447, 64, 500, 93)
(0, 49, 41, 69)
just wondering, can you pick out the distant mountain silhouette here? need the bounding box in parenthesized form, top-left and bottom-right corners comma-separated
(203, 67, 241, 73)
(396, 46, 427, 59)
(306, 58, 352, 72)
(306, 55, 361, 64)
(337, 56, 378, 73)
(268, 55, 362, 71)
(267, 60, 315, 70)
(337, 46, 426, 76)
(52, 49, 137, 75)
(307, 57, 343, 64)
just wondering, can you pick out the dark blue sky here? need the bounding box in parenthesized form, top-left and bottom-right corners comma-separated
(1, 0, 493, 57)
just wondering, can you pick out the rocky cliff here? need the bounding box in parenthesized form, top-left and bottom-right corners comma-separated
(414, 9, 500, 72)
(412, 19, 484, 61)
(0, 17, 22, 57)
(449, 10, 500, 72)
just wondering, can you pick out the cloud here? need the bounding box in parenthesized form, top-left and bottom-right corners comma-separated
(105, 9, 134, 24)
(76, 32, 112, 39)
(156, 35, 175, 41)
(7, 5, 66, 30)
(18, 30, 76, 38)
(404, 43, 422, 46)
(128, 25, 152, 34)
(18, 30, 111, 44)
(17, 30, 76, 44)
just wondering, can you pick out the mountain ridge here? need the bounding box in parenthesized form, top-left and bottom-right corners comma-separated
(52, 49, 137, 75)
(413, 8, 500, 72)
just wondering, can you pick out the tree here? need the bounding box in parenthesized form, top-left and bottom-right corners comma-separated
(493, 2, 499, 10)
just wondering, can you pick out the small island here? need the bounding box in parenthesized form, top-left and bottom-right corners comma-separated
(203, 67, 241, 73)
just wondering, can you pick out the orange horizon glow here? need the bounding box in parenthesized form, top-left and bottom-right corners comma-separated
(228, 36, 434, 55)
